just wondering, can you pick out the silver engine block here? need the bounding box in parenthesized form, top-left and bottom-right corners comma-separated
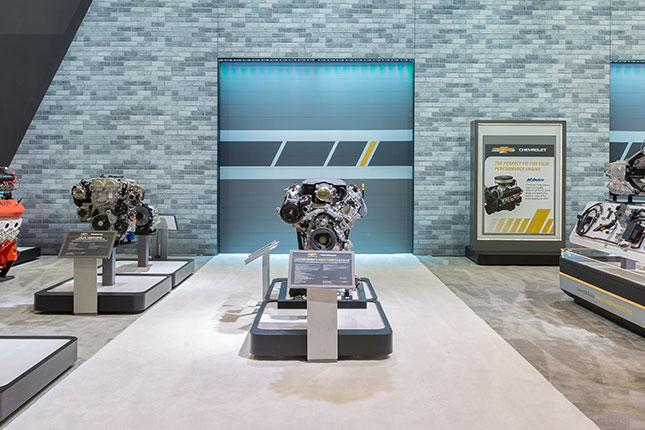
(72, 176, 158, 242)
(605, 147, 645, 195)
(277, 178, 367, 251)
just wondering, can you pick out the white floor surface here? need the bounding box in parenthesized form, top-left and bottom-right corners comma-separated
(4, 254, 599, 430)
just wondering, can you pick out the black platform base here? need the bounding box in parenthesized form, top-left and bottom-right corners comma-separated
(15, 247, 40, 266)
(0, 336, 77, 422)
(34, 274, 172, 314)
(466, 246, 559, 266)
(250, 277, 393, 359)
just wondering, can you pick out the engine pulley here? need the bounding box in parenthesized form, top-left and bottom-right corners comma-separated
(309, 227, 337, 250)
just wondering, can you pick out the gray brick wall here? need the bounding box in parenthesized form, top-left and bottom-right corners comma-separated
(10, 0, 639, 255)
(12, 0, 219, 255)
(611, 0, 645, 61)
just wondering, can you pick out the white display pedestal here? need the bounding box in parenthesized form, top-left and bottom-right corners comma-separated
(306, 288, 338, 362)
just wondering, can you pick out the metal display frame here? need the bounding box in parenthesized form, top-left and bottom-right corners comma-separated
(468, 120, 566, 265)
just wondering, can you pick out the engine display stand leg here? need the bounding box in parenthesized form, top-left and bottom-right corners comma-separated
(138, 235, 151, 268)
(101, 248, 116, 286)
(159, 229, 169, 260)
(150, 231, 168, 260)
(262, 253, 271, 298)
(73, 259, 98, 315)
(306, 288, 338, 362)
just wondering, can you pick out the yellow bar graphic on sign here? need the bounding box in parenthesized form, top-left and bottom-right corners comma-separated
(488, 219, 498, 232)
(359, 141, 378, 166)
(502, 218, 515, 233)
(550, 224, 555, 234)
(519, 218, 530, 232)
(495, 219, 506, 233)
(542, 219, 554, 234)
(510, 218, 522, 233)
(526, 209, 551, 234)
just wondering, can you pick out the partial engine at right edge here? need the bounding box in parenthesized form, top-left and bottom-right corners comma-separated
(571, 147, 645, 262)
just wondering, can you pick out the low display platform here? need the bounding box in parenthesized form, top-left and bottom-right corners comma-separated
(34, 274, 172, 314)
(466, 246, 559, 266)
(15, 247, 40, 266)
(0, 336, 77, 422)
(560, 248, 645, 336)
(98, 259, 194, 288)
(250, 276, 392, 358)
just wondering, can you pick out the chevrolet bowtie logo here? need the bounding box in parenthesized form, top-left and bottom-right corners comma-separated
(492, 146, 515, 154)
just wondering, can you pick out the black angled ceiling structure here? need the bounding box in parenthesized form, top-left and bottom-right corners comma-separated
(0, 0, 92, 166)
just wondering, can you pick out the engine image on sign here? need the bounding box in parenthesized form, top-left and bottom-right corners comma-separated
(0, 167, 23, 278)
(484, 175, 523, 215)
(278, 178, 367, 251)
(72, 176, 158, 244)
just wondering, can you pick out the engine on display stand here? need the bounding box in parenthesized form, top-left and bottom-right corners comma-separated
(572, 147, 645, 254)
(246, 177, 392, 359)
(277, 178, 367, 300)
(71, 176, 158, 244)
(31, 176, 194, 316)
(0, 167, 23, 279)
(563, 146, 645, 336)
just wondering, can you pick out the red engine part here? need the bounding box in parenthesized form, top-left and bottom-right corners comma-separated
(0, 168, 22, 278)
(0, 239, 18, 277)
(0, 200, 24, 219)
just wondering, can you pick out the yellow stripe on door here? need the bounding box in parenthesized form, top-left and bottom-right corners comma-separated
(502, 218, 515, 233)
(359, 141, 378, 166)
(510, 218, 522, 233)
(526, 209, 551, 234)
(542, 219, 554, 234)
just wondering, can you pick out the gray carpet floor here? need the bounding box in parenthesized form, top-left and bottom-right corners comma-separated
(0, 254, 211, 428)
(418, 256, 645, 430)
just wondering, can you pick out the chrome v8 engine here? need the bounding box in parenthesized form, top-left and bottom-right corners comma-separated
(278, 178, 367, 251)
(72, 176, 158, 242)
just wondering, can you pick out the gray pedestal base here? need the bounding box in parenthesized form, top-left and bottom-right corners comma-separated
(0, 336, 77, 422)
(98, 259, 194, 288)
(34, 274, 172, 314)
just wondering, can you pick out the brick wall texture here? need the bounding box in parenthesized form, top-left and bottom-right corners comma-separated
(10, 0, 639, 255)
